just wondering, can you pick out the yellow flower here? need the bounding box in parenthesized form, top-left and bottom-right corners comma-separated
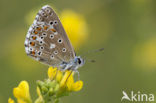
(13, 81, 32, 103)
(8, 98, 15, 103)
(48, 67, 83, 92)
(48, 67, 57, 80)
(9, 67, 83, 103)
(61, 10, 88, 48)
(55, 70, 63, 82)
(34, 87, 43, 103)
(60, 70, 83, 91)
(36, 86, 41, 97)
(133, 37, 156, 70)
(48, 67, 63, 82)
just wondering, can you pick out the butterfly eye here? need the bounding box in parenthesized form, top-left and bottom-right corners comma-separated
(58, 39, 63, 43)
(77, 58, 82, 64)
(62, 48, 66, 52)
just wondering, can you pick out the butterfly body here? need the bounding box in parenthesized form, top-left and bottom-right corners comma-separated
(59, 56, 84, 71)
(24, 5, 84, 71)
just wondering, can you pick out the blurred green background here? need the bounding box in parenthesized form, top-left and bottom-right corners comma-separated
(1, 0, 156, 103)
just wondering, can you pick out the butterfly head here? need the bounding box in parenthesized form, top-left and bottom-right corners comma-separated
(74, 56, 85, 67)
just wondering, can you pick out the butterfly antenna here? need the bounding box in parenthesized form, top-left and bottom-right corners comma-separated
(81, 48, 104, 56)
(88, 59, 96, 63)
(84, 58, 96, 63)
(81, 48, 104, 63)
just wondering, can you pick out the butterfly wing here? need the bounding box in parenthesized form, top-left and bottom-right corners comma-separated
(24, 5, 75, 67)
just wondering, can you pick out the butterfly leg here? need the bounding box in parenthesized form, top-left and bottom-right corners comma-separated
(74, 70, 80, 80)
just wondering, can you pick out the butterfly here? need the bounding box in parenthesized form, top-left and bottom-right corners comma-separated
(24, 5, 85, 71)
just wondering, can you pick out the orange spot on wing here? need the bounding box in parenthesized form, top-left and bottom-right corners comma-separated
(31, 51, 36, 55)
(51, 28, 56, 32)
(30, 42, 35, 46)
(34, 30, 38, 34)
(32, 36, 37, 40)
(36, 27, 41, 31)
(44, 26, 48, 30)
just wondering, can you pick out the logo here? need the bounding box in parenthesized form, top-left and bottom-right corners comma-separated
(121, 91, 154, 102)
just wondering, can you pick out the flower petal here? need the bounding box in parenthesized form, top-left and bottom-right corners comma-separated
(35, 86, 43, 103)
(71, 80, 83, 92)
(60, 71, 73, 88)
(66, 73, 74, 91)
(13, 81, 32, 102)
(36, 86, 41, 97)
(13, 87, 24, 99)
(17, 99, 27, 103)
(56, 70, 63, 82)
(8, 98, 15, 103)
(48, 67, 57, 80)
